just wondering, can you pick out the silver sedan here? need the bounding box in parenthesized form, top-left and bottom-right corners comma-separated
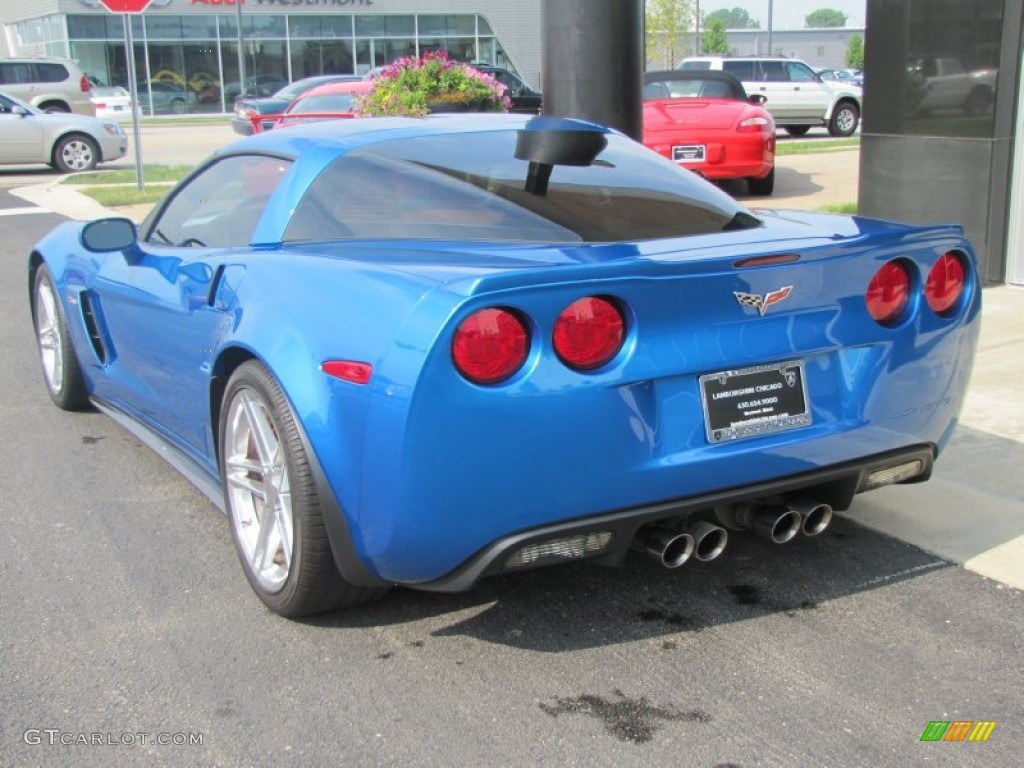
(0, 90, 127, 173)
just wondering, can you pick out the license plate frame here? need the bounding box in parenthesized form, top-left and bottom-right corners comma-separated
(699, 361, 811, 444)
(672, 144, 706, 163)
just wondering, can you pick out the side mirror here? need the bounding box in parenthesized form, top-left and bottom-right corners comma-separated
(750, 94, 767, 105)
(11, 105, 29, 117)
(81, 217, 138, 253)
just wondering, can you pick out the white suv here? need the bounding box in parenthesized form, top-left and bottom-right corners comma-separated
(680, 56, 861, 137)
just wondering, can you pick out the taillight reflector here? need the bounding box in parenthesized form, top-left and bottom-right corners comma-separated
(80, 75, 91, 93)
(322, 360, 373, 384)
(866, 261, 911, 325)
(553, 296, 625, 371)
(925, 252, 966, 315)
(452, 307, 529, 385)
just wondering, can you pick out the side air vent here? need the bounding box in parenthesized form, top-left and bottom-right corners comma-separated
(79, 291, 109, 365)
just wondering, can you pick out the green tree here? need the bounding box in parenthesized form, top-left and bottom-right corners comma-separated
(705, 7, 760, 29)
(701, 17, 730, 55)
(645, 0, 694, 69)
(805, 8, 848, 28)
(846, 35, 864, 69)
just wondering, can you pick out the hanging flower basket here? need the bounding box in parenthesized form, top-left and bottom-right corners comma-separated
(356, 51, 510, 117)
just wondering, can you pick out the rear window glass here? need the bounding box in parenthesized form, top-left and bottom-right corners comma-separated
(681, 61, 712, 70)
(285, 129, 759, 244)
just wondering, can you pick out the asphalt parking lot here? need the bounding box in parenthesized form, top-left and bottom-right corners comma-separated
(1, 123, 1021, 766)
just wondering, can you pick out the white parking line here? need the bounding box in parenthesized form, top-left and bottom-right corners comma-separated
(0, 207, 51, 216)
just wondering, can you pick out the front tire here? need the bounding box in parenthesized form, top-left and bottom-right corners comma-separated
(53, 134, 99, 173)
(828, 101, 860, 137)
(784, 125, 811, 137)
(33, 265, 89, 410)
(220, 361, 385, 617)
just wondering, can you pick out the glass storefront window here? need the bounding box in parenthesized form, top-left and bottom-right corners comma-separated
(355, 16, 415, 38)
(418, 15, 476, 37)
(291, 40, 355, 79)
(290, 15, 352, 39)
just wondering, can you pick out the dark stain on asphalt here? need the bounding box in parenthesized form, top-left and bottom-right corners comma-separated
(376, 652, 393, 660)
(81, 436, 105, 445)
(539, 689, 711, 743)
(636, 608, 703, 631)
(409, 640, 425, 648)
(727, 584, 761, 605)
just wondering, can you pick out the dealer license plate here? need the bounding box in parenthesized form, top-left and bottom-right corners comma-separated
(699, 361, 811, 444)
(672, 145, 706, 163)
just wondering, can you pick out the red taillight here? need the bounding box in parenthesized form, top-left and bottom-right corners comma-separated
(553, 296, 625, 370)
(322, 360, 373, 384)
(866, 260, 912, 325)
(925, 252, 966, 315)
(452, 307, 529, 385)
(738, 116, 771, 133)
(80, 75, 90, 93)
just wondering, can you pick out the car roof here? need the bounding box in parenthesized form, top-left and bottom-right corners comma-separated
(227, 114, 610, 160)
(644, 69, 749, 100)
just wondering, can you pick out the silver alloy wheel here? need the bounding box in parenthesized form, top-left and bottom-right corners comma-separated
(60, 139, 95, 171)
(35, 277, 64, 395)
(224, 388, 294, 593)
(835, 106, 857, 134)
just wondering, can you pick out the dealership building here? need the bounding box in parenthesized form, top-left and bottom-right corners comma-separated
(0, 0, 544, 113)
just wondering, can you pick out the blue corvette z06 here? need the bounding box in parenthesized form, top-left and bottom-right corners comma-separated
(28, 115, 980, 617)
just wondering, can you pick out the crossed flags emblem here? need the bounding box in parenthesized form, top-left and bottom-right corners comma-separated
(734, 286, 793, 316)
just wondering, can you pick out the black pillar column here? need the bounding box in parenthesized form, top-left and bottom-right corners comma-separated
(541, 0, 644, 140)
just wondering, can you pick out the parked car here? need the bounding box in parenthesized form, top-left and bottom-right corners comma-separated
(89, 86, 138, 120)
(681, 55, 862, 137)
(907, 56, 995, 115)
(28, 114, 980, 617)
(0, 90, 126, 171)
(254, 80, 374, 132)
(222, 74, 289, 105)
(643, 70, 776, 195)
(816, 68, 864, 88)
(473, 65, 542, 113)
(231, 75, 363, 135)
(136, 80, 199, 115)
(0, 57, 95, 116)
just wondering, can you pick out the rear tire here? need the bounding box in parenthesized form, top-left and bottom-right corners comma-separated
(747, 167, 775, 196)
(828, 101, 860, 137)
(784, 125, 811, 137)
(32, 265, 89, 411)
(219, 361, 387, 617)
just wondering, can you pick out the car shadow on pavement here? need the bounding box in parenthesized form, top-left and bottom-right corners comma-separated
(304, 513, 957, 652)
(723, 167, 826, 205)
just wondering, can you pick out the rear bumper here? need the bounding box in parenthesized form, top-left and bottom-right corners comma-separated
(411, 445, 935, 592)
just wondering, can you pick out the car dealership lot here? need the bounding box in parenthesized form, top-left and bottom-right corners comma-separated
(1, 131, 1022, 765)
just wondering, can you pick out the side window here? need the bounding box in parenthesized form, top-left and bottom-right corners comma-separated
(146, 155, 292, 248)
(722, 60, 754, 81)
(787, 62, 817, 83)
(35, 63, 69, 83)
(0, 63, 33, 85)
(759, 62, 788, 82)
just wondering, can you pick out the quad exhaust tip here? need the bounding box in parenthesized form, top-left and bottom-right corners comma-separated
(790, 500, 834, 537)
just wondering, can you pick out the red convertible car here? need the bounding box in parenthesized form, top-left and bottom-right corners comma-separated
(643, 70, 776, 195)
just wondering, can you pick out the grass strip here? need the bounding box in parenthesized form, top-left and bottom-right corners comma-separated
(64, 165, 193, 185)
(817, 202, 858, 214)
(77, 186, 168, 207)
(776, 138, 860, 155)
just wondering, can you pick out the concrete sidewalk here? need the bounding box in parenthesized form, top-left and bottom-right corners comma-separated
(12, 138, 1023, 590)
